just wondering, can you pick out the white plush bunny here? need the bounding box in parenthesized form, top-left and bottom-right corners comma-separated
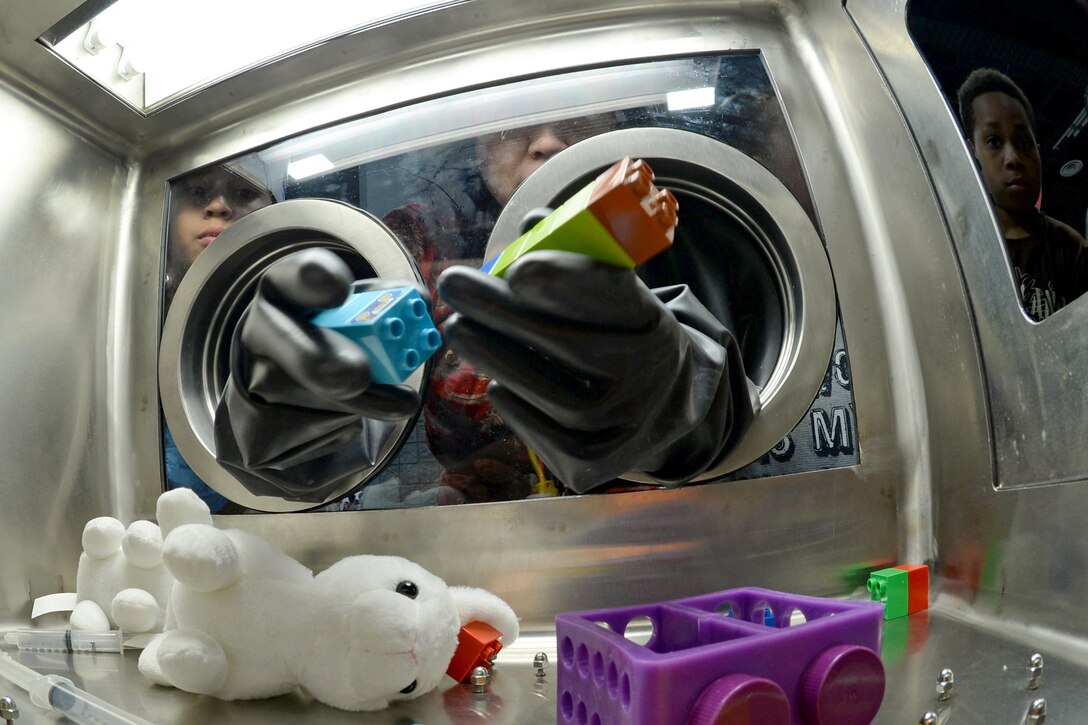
(71, 492, 212, 633)
(138, 489, 519, 712)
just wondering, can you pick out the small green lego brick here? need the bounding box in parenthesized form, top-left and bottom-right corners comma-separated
(867, 567, 909, 621)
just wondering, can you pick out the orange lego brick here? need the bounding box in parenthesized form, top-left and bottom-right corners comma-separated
(894, 563, 929, 615)
(446, 620, 505, 683)
(586, 157, 678, 265)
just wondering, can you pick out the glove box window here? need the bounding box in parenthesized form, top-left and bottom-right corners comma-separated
(160, 53, 857, 512)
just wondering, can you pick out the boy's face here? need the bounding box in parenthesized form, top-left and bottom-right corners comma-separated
(969, 90, 1041, 222)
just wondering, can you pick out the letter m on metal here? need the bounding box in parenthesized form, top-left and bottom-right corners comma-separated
(812, 406, 854, 457)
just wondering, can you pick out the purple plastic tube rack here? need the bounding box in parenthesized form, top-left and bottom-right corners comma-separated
(554, 587, 885, 725)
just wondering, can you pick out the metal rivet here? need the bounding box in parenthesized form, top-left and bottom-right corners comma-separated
(0, 696, 18, 723)
(919, 712, 938, 725)
(1027, 697, 1047, 724)
(1028, 653, 1044, 690)
(470, 666, 491, 694)
(936, 668, 954, 701)
(533, 652, 549, 678)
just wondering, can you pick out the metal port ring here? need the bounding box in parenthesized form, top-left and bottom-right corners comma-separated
(488, 128, 836, 481)
(159, 199, 424, 511)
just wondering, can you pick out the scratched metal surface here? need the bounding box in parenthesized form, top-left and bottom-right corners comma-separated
(1, 604, 1083, 724)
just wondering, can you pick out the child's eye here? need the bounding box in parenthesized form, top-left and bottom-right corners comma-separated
(233, 187, 260, 204)
(184, 185, 211, 204)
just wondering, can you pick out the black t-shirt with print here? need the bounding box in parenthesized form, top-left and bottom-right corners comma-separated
(1005, 213, 1088, 321)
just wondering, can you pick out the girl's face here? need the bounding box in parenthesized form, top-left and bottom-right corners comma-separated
(170, 169, 274, 266)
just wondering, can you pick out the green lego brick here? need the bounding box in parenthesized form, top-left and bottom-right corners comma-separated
(485, 182, 636, 278)
(867, 567, 909, 621)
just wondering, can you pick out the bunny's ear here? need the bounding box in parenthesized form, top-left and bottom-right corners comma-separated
(448, 586, 520, 645)
(156, 488, 213, 537)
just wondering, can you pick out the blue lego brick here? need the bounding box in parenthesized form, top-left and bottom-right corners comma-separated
(311, 287, 441, 385)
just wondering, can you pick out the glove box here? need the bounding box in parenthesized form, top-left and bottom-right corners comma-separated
(158, 53, 849, 511)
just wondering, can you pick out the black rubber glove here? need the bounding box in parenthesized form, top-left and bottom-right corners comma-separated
(437, 250, 754, 494)
(214, 248, 424, 502)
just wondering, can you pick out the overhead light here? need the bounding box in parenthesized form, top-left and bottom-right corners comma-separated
(1060, 159, 1083, 178)
(116, 49, 144, 82)
(666, 87, 716, 111)
(82, 21, 113, 55)
(287, 154, 335, 181)
(39, 0, 470, 114)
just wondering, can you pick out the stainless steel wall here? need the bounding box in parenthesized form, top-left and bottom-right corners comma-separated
(0, 73, 131, 627)
(849, 0, 1088, 641)
(1, 0, 1074, 651)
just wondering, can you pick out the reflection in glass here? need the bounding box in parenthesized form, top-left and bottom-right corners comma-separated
(163, 165, 275, 513)
(163, 54, 841, 512)
(164, 164, 275, 314)
(959, 69, 1088, 321)
(909, 0, 1088, 321)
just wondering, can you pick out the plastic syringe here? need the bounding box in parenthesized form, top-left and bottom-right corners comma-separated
(4, 629, 123, 653)
(0, 651, 154, 725)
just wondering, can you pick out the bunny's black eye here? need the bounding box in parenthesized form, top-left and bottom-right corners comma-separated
(399, 680, 418, 694)
(396, 581, 419, 599)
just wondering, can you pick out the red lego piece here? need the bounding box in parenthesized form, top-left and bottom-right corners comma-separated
(586, 157, 678, 265)
(894, 563, 929, 615)
(446, 620, 504, 683)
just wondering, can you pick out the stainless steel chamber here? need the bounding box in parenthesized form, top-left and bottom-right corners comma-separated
(0, 0, 1086, 722)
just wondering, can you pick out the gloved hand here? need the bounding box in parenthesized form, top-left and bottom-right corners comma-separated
(437, 250, 755, 494)
(214, 248, 425, 502)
